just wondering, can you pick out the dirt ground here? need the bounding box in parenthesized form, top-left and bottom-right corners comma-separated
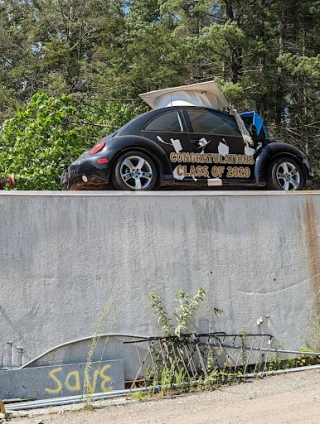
(10, 369, 320, 424)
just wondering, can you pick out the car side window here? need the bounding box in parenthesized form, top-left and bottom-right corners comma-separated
(187, 109, 241, 136)
(143, 111, 183, 132)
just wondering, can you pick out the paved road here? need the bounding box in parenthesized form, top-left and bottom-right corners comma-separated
(13, 370, 320, 424)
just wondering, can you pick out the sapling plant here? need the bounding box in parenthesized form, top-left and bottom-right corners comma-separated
(149, 287, 206, 337)
(147, 288, 210, 394)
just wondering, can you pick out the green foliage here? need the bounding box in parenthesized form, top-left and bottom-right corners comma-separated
(240, 325, 248, 369)
(204, 21, 246, 53)
(267, 351, 282, 371)
(160, 365, 175, 396)
(0, 93, 142, 190)
(83, 289, 120, 402)
(0, 93, 80, 190)
(174, 288, 206, 337)
(149, 292, 174, 337)
(305, 313, 320, 352)
(130, 389, 152, 401)
(149, 287, 206, 337)
(279, 54, 320, 85)
(175, 367, 186, 390)
(218, 81, 245, 104)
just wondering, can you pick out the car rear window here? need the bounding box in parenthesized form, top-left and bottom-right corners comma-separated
(143, 111, 183, 132)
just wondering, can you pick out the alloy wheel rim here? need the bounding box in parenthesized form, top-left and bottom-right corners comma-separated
(276, 161, 300, 191)
(120, 155, 153, 190)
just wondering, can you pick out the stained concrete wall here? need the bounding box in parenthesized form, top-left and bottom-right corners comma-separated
(0, 191, 319, 369)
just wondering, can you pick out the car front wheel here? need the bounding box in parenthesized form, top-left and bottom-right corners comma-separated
(267, 157, 305, 191)
(112, 150, 157, 191)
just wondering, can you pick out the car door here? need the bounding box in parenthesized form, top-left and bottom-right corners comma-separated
(141, 109, 196, 182)
(183, 108, 256, 183)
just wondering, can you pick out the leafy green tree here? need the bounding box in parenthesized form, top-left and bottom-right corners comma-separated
(0, 93, 81, 189)
(0, 93, 142, 190)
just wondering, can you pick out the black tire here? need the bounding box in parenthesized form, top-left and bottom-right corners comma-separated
(267, 156, 305, 191)
(112, 150, 157, 191)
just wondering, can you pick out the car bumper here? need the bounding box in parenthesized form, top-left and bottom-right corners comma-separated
(61, 159, 111, 189)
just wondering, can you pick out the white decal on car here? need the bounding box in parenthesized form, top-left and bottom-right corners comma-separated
(245, 146, 255, 156)
(218, 139, 229, 157)
(198, 137, 211, 153)
(173, 166, 185, 180)
(157, 136, 183, 153)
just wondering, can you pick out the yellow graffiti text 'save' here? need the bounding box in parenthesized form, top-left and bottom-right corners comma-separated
(100, 364, 111, 392)
(45, 367, 63, 394)
(45, 364, 112, 395)
(84, 369, 100, 394)
(65, 371, 81, 391)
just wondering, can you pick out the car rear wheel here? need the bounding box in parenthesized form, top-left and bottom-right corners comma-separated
(113, 150, 157, 191)
(267, 157, 305, 191)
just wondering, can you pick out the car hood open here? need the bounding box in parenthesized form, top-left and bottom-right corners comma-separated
(139, 80, 230, 110)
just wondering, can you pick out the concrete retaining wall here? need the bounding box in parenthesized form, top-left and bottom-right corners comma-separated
(0, 191, 319, 371)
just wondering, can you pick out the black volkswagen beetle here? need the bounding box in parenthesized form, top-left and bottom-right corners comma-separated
(61, 82, 312, 191)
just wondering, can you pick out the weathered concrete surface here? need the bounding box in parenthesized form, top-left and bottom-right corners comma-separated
(0, 360, 124, 399)
(0, 191, 319, 369)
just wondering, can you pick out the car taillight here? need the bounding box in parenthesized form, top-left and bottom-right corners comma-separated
(90, 142, 106, 155)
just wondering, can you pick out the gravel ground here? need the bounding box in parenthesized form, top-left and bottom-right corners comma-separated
(9, 369, 320, 424)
